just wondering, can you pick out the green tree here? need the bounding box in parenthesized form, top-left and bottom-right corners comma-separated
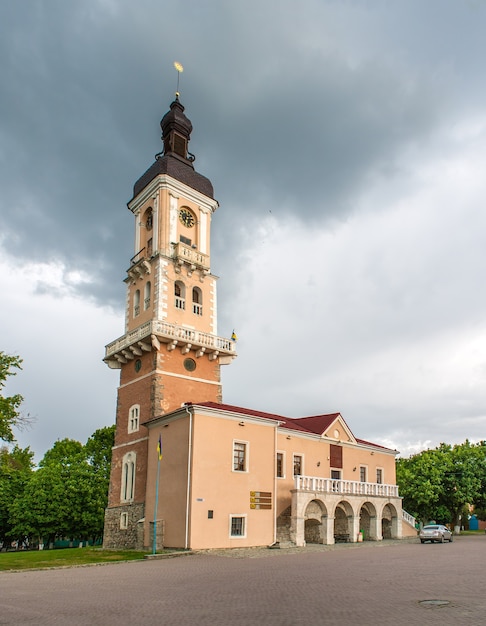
(397, 440, 486, 528)
(0, 352, 24, 442)
(10, 428, 115, 546)
(85, 425, 116, 477)
(0, 445, 34, 545)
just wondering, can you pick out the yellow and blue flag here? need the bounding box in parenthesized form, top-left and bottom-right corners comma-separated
(231, 329, 238, 342)
(157, 435, 163, 460)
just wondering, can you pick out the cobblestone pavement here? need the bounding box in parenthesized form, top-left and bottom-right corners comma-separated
(2, 536, 485, 625)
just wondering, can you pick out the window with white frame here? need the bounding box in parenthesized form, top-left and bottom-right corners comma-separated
(229, 515, 246, 538)
(376, 468, 383, 484)
(359, 466, 367, 483)
(144, 281, 151, 310)
(192, 287, 203, 315)
(276, 452, 285, 478)
(233, 441, 247, 472)
(175, 281, 186, 310)
(128, 405, 140, 433)
(293, 454, 303, 476)
(133, 289, 140, 317)
(121, 452, 136, 502)
(120, 512, 128, 529)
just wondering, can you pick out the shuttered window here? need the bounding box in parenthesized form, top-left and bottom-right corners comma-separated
(330, 444, 342, 469)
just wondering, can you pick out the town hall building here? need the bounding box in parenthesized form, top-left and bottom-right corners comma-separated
(102, 92, 416, 550)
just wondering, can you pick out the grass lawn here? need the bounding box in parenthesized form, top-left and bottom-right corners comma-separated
(0, 547, 147, 571)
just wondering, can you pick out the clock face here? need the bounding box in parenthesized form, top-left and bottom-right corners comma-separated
(179, 208, 195, 228)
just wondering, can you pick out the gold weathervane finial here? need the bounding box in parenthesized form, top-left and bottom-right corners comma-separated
(174, 61, 184, 97)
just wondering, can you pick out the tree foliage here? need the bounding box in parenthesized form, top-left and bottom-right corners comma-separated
(0, 445, 34, 544)
(397, 440, 486, 526)
(0, 352, 24, 443)
(5, 426, 115, 546)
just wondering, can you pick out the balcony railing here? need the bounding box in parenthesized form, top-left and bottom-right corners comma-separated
(294, 475, 399, 498)
(173, 242, 209, 270)
(105, 320, 237, 361)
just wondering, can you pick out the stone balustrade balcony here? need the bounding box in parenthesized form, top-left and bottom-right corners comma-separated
(294, 475, 399, 498)
(104, 320, 236, 368)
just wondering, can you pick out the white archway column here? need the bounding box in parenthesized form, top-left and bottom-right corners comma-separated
(369, 515, 381, 541)
(325, 516, 335, 544)
(290, 490, 306, 546)
(350, 514, 360, 543)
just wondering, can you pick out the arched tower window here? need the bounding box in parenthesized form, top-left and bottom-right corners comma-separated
(144, 282, 151, 310)
(121, 452, 136, 502)
(192, 287, 203, 315)
(175, 281, 186, 310)
(133, 290, 140, 317)
(128, 405, 140, 433)
(144, 207, 153, 231)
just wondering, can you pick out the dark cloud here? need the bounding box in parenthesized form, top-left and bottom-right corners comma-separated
(2, 0, 486, 457)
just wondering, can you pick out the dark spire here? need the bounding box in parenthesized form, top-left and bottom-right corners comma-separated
(132, 97, 214, 200)
(160, 97, 195, 162)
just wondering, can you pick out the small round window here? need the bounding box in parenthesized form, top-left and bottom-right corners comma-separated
(134, 359, 142, 373)
(184, 358, 196, 372)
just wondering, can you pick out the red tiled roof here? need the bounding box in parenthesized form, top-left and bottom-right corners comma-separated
(190, 402, 395, 451)
(192, 402, 339, 436)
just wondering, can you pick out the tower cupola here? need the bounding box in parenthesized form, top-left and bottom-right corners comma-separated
(160, 97, 194, 162)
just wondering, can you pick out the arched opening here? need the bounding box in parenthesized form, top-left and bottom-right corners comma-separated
(359, 502, 377, 540)
(192, 287, 202, 315)
(144, 281, 151, 310)
(133, 289, 140, 317)
(381, 503, 398, 539)
(121, 452, 136, 502)
(304, 499, 327, 544)
(334, 501, 353, 542)
(175, 281, 186, 310)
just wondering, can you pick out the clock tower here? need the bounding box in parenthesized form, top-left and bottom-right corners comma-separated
(103, 95, 236, 548)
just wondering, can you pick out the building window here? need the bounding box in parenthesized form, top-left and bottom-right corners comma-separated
(293, 455, 303, 476)
(128, 405, 140, 433)
(133, 289, 140, 317)
(144, 207, 153, 231)
(233, 441, 247, 472)
(360, 466, 367, 483)
(330, 444, 343, 468)
(180, 235, 192, 246)
(120, 512, 128, 530)
(144, 281, 151, 310)
(192, 287, 203, 315)
(376, 468, 383, 484)
(331, 469, 341, 480)
(175, 281, 185, 310)
(121, 452, 136, 502)
(230, 515, 246, 538)
(276, 452, 285, 478)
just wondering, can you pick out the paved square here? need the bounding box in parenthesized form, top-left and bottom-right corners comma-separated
(1, 536, 485, 625)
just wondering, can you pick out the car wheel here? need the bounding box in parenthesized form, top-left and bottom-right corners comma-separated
(420, 539, 425, 543)
(440, 535, 444, 543)
(449, 536, 453, 542)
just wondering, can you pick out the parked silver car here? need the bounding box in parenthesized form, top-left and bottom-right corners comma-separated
(419, 524, 453, 543)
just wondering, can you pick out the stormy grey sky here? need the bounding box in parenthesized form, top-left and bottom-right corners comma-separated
(1, 0, 486, 460)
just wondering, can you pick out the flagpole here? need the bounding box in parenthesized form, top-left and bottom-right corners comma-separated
(153, 453, 161, 555)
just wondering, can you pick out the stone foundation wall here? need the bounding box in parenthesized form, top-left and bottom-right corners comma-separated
(103, 503, 145, 550)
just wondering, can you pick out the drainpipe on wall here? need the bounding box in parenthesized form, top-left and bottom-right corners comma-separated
(184, 403, 193, 550)
(273, 423, 278, 545)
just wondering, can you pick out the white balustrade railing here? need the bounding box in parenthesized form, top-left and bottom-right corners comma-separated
(294, 475, 399, 498)
(105, 320, 236, 358)
(402, 510, 416, 527)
